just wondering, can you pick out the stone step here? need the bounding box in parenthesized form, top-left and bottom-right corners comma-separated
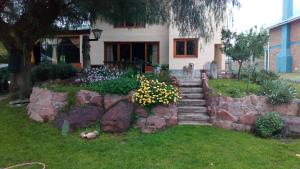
(178, 99, 206, 106)
(179, 80, 202, 87)
(179, 87, 203, 94)
(181, 93, 204, 99)
(178, 113, 210, 121)
(179, 82, 202, 87)
(178, 106, 208, 114)
(178, 79, 202, 83)
(178, 121, 212, 126)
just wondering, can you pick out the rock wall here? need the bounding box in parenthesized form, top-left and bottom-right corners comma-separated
(27, 87, 67, 122)
(28, 88, 177, 134)
(203, 77, 300, 135)
(135, 104, 178, 134)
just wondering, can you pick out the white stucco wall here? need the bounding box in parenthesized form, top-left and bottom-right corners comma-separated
(168, 25, 225, 71)
(89, 20, 169, 65)
(89, 19, 225, 70)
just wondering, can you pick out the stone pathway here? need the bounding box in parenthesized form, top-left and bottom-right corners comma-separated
(177, 78, 211, 125)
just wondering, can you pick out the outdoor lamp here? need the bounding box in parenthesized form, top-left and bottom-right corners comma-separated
(89, 29, 103, 41)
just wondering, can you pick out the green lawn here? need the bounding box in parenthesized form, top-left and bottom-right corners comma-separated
(1, 101, 300, 169)
(280, 73, 300, 81)
(208, 79, 260, 98)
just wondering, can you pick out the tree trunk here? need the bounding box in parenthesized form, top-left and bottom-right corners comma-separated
(237, 61, 243, 80)
(9, 46, 32, 99)
(82, 35, 91, 69)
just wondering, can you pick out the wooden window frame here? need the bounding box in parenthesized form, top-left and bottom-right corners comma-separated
(104, 41, 160, 64)
(173, 38, 198, 58)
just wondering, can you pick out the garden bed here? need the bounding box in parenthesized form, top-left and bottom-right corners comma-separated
(204, 76, 300, 137)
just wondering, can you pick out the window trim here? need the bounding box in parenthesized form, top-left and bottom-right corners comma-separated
(173, 38, 198, 58)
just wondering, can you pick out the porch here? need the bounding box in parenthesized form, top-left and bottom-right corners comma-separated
(104, 42, 160, 72)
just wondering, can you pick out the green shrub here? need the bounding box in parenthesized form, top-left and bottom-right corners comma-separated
(258, 80, 297, 105)
(31, 62, 78, 82)
(120, 68, 137, 79)
(241, 65, 278, 85)
(160, 64, 169, 71)
(144, 70, 173, 85)
(252, 70, 279, 85)
(84, 77, 139, 95)
(255, 112, 284, 138)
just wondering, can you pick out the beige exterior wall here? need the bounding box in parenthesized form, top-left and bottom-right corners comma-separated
(168, 26, 225, 70)
(89, 19, 225, 70)
(89, 21, 169, 65)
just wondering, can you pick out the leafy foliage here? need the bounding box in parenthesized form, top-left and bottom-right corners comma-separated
(0, 0, 239, 98)
(145, 70, 174, 86)
(255, 112, 284, 138)
(31, 62, 78, 82)
(84, 77, 139, 95)
(258, 80, 297, 105)
(133, 75, 180, 107)
(221, 27, 269, 79)
(0, 42, 7, 63)
(241, 64, 279, 85)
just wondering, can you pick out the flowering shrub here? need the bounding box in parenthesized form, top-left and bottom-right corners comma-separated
(132, 75, 180, 107)
(75, 66, 121, 84)
(258, 80, 297, 105)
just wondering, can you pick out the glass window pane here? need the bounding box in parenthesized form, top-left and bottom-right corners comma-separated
(176, 41, 185, 55)
(106, 44, 118, 62)
(147, 43, 158, 64)
(187, 40, 196, 55)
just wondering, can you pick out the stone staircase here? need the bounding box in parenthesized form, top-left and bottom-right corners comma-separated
(177, 78, 211, 125)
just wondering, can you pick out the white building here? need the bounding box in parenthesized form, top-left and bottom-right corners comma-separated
(35, 19, 226, 76)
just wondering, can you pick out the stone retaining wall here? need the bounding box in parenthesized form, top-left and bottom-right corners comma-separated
(27, 88, 177, 134)
(201, 73, 300, 136)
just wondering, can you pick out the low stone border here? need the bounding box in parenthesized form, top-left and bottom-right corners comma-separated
(200, 72, 300, 136)
(27, 88, 178, 134)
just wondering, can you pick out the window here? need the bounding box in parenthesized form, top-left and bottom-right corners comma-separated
(174, 39, 198, 58)
(114, 21, 145, 28)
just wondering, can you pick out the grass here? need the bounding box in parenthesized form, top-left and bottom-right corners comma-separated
(279, 73, 300, 81)
(0, 101, 300, 169)
(208, 79, 260, 98)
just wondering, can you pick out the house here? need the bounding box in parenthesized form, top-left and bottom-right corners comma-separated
(265, 0, 300, 73)
(33, 17, 226, 77)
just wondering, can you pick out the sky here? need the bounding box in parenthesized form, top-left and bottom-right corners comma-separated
(231, 0, 300, 32)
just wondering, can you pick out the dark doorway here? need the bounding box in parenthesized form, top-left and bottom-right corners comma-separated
(120, 43, 131, 62)
(132, 43, 145, 62)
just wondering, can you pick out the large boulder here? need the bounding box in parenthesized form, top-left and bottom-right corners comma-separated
(140, 104, 178, 134)
(76, 90, 103, 107)
(27, 87, 67, 122)
(282, 116, 300, 137)
(54, 106, 104, 131)
(104, 95, 130, 110)
(239, 111, 258, 126)
(101, 101, 134, 133)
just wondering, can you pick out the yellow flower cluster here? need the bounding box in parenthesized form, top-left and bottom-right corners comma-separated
(132, 75, 181, 107)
